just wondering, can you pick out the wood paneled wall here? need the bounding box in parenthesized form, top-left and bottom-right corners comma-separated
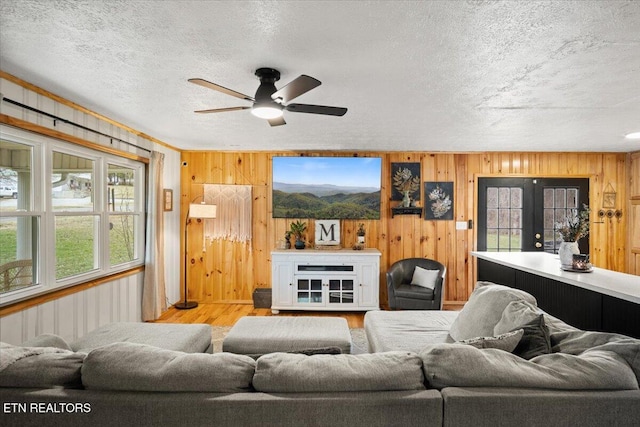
(181, 151, 628, 307)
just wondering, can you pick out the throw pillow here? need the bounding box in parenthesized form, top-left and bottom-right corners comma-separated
(81, 342, 255, 392)
(494, 299, 541, 335)
(252, 351, 425, 393)
(448, 281, 538, 341)
(419, 343, 639, 390)
(457, 329, 524, 353)
(511, 315, 552, 360)
(410, 266, 440, 290)
(493, 300, 552, 359)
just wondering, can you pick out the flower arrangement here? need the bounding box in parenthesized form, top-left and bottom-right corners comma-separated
(556, 204, 590, 242)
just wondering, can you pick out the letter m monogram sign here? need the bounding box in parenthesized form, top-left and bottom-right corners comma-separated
(315, 220, 341, 246)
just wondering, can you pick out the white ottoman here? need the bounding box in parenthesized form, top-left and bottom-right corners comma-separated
(222, 316, 352, 356)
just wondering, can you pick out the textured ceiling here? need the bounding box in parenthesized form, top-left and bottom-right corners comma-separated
(1, 0, 639, 152)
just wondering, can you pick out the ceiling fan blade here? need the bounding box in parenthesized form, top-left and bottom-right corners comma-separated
(271, 75, 321, 103)
(194, 106, 251, 114)
(285, 103, 347, 116)
(268, 116, 286, 127)
(188, 78, 254, 102)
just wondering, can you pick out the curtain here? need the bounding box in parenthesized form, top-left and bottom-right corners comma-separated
(142, 151, 167, 321)
(203, 184, 252, 244)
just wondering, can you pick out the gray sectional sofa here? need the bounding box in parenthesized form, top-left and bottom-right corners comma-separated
(2, 281, 639, 427)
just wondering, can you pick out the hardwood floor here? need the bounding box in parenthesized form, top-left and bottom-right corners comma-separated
(154, 303, 366, 328)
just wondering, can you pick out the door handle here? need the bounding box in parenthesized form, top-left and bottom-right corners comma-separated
(535, 242, 542, 248)
(535, 233, 541, 239)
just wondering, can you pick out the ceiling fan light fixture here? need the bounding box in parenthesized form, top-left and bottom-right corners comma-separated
(251, 104, 283, 119)
(625, 131, 640, 140)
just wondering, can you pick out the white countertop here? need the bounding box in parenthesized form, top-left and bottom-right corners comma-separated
(472, 251, 640, 304)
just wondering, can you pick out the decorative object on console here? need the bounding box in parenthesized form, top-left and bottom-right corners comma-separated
(315, 220, 340, 247)
(357, 223, 366, 244)
(290, 220, 307, 249)
(556, 203, 590, 268)
(177, 201, 217, 310)
(391, 162, 420, 203)
(424, 181, 453, 220)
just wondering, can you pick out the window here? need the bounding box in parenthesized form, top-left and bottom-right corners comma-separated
(0, 125, 145, 303)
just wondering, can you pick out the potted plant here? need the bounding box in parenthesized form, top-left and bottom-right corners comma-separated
(356, 223, 366, 244)
(556, 204, 590, 268)
(290, 220, 307, 249)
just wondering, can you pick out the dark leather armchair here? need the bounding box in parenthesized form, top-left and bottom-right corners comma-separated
(386, 258, 446, 310)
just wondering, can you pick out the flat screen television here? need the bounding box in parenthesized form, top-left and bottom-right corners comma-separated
(272, 156, 382, 219)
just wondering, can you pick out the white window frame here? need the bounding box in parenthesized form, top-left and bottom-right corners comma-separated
(0, 125, 146, 305)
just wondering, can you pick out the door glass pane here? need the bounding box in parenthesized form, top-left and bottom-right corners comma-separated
(485, 187, 522, 252)
(554, 189, 566, 208)
(543, 186, 582, 253)
(55, 215, 99, 279)
(52, 152, 94, 212)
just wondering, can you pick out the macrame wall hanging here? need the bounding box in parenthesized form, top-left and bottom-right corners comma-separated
(203, 184, 252, 245)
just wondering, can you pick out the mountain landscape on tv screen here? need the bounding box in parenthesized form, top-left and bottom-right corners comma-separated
(273, 182, 381, 219)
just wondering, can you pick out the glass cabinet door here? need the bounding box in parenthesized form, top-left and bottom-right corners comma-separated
(328, 278, 354, 304)
(296, 278, 323, 304)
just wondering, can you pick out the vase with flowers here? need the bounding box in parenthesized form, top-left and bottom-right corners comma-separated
(556, 204, 590, 268)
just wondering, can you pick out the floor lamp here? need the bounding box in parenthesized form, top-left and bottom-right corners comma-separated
(176, 202, 217, 310)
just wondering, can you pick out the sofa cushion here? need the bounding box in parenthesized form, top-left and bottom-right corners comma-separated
(21, 334, 73, 351)
(81, 342, 255, 392)
(420, 343, 639, 390)
(364, 310, 458, 353)
(449, 281, 538, 341)
(252, 351, 425, 392)
(71, 322, 212, 353)
(551, 330, 640, 382)
(494, 300, 552, 359)
(0, 342, 84, 388)
(457, 329, 524, 352)
(410, 266, 439, 289)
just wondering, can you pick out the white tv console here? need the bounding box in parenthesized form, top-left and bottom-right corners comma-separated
(270, 249, 381, 314)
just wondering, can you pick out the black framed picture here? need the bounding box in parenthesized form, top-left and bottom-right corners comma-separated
(424, 182, 453, 220)
(391, 162, 421, 202)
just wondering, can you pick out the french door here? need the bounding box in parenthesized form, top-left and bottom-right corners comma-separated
(478, 178, 589, 254)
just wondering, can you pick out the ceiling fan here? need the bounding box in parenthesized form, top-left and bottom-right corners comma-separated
(188, 68, 347, 126)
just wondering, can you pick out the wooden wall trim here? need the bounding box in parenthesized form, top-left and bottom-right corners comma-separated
(0, 267, 145, 317)
(1, 114, 149, 164)
(1, 70, 178, 152)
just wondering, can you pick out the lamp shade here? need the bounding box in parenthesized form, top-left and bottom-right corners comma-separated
(189, 203, 217, 219)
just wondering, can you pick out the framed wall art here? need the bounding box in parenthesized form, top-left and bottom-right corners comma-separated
(424, 181, 453, 220)
(163, 189, 173, 212)
(391, 162, 421, 203)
